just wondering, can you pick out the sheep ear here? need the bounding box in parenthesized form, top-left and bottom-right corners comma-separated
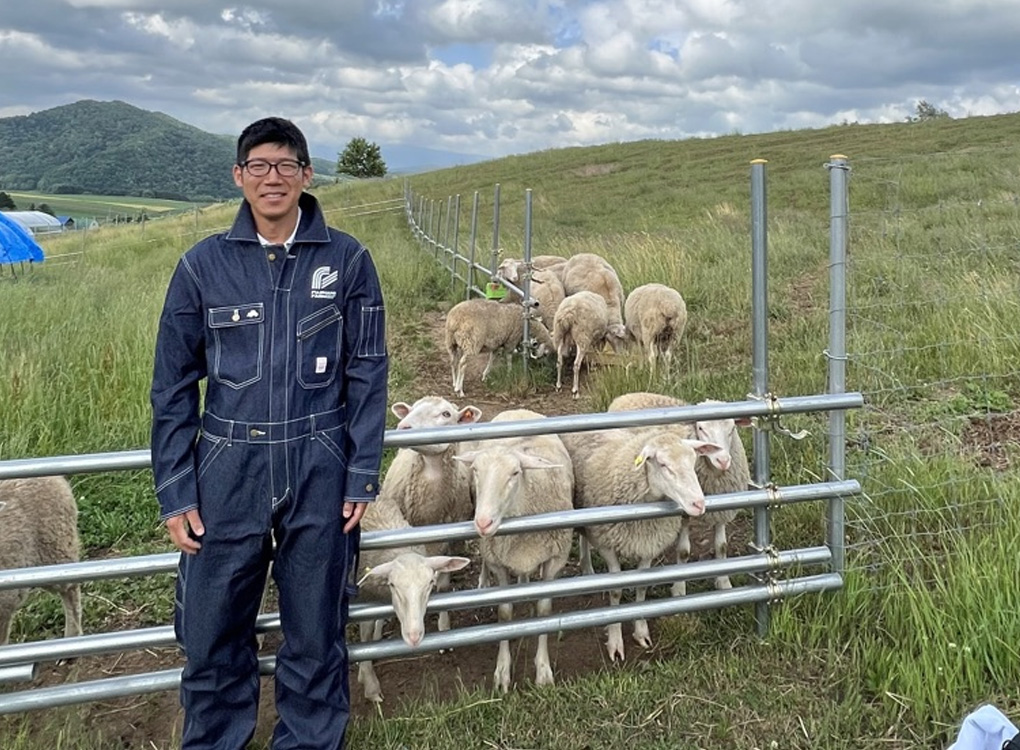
(515, 451, 563, 471)
(734, 417, 753, 428)
(634, 450, 649, 469)
(427, 556, 472, 573)
(453, 451, 480, 466)
(458, 406, 483, 424)
(684, 439, 726, 458)
(360, 561, 393, 584)
(391, 402, 412, 420)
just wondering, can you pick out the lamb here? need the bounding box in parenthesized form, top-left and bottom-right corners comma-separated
(623, 283, 688, 372)
(356, 492, 470, 703)
(494, 259, 566, 329)
(444, 298, 555, 397)
(379, 396, 482, 631)
(565, 425, 725, 662)
(552, 291, 627, 399)
(608, 392, 752, 595)
(453, 409, 574, 691)
(0, 476, 82, 646)
(559, 253, 627, 335)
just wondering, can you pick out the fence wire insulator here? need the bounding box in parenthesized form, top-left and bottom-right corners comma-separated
(747, 392, 810, 440)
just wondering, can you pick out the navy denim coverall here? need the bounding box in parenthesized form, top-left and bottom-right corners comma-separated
(150, 192, 388, 750)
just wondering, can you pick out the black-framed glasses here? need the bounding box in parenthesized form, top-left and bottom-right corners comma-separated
(240, 159, 306, 177)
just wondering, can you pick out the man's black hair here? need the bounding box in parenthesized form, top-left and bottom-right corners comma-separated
(236, 117, 311, 166)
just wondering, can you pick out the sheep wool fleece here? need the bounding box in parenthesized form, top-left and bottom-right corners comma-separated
(150, 192, 388, 750)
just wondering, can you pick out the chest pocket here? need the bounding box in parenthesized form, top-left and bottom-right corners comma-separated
(208, 303, 265, 389)
(297, 305, 342, 389)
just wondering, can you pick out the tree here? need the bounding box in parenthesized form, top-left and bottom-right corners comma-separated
(0, 191, 15, 210)
(38, 203, 56, 216)
(908, 100, 950, 122)
(337, 137, 387, 178)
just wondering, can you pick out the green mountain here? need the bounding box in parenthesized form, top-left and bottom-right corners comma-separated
(0, 100, 330, 202)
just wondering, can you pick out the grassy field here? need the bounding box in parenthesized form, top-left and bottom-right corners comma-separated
(3, 111, 1020, 748)
(3, 190, 211, 225)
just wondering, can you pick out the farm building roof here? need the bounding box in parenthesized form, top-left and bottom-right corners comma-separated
(3, 210, 64, 234)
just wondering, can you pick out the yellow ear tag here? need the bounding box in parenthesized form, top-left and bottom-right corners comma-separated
(634, 454, 645, 467)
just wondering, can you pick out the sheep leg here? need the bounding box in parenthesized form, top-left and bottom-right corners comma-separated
(492, 564, 514, 692)
(579, 534, 595, 575)
(477, 560, 490, 588)
(632, 557, 653, 649)
(534, 559, 560, 687)
(357, 620, 383, 703)
(437, 571, 452, 632)
(454, 353, 469, 395)
(646, 342, 657, 373)
(57, 583, 82, 639)
(714, 517, 732, 590)
(555, 346, 566, 391)
(481, 351, 496, 382)
(600, 548, 626, 662)
(672, 518, 692, 597)
(571, 347, 584, 399)
(0, 593, 19, 646)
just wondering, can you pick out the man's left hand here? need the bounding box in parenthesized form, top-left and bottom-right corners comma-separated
(343, 501, 368, 534)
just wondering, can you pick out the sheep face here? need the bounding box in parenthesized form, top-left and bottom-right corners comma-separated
(694, 400, 752, 472)
(455, 448, 564, 537)
(391, 397, 482, 454)
(363, 553, 470, 647)
(635, 435, 726, 516)
(495, 258, 523, 284)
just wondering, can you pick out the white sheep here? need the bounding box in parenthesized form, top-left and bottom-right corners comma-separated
(444, 298, 555, 397)
(563, 425, 724, 662)
(0, 476, 82, 646)
(559, 253, 627, 335)
(495, 259, 566, 329)
(608, 392, 752, 595)
(623, 283, 688, 372)
(453, 409, 574, 692)
(552, 291, 627, 399)
(356, 493, 470, 703)
(380, 396, 482, 631)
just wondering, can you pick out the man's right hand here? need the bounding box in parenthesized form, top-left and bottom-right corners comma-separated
(166, 508, 205, 554)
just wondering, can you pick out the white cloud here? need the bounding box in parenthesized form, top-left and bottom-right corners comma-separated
(2, 0, 1020, 169)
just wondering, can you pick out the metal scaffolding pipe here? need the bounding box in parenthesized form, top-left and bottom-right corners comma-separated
(0, 574, 840, 714)
(0, 546, 833, 670)
(0, 480, 858, 592)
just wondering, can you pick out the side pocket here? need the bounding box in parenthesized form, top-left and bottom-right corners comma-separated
(196, 433, 229, 480)
(315, 424, 349, 469)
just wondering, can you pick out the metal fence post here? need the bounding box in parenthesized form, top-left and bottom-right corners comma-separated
(468, 191, 480, 300)
(491, 183, 501, 276)
(451, 194, 461, 287)
(522, 188, 534, 375)
(826, 155, 851, 574)
(750, 158, 772, 637)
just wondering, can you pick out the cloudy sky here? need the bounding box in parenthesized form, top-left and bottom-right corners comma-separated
(2, 0, 1020, 169)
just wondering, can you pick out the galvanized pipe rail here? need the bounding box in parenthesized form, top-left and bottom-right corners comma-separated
(0, 573, 841, 714)
(0, 546, 833, 672)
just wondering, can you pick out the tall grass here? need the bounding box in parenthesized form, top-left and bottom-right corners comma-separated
(4, 112, 1020, 747)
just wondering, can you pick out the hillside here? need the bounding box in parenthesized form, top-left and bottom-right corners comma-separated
(0, 100, 336, 202)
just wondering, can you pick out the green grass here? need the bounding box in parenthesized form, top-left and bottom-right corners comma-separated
(4, 190, 203, 223)
(5, 111, 1020, 747)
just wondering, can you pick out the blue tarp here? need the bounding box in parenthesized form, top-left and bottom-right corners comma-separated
(0, 211, 45, 265)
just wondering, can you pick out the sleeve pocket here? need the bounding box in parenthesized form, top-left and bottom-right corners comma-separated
(357, 305, 387, 358)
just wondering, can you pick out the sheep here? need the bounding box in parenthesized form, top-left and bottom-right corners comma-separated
(607, 392, 752, 595)
(380, 396, 482, 631)
(444, 298, 555, 397)
(494, 259, 566, 329)
(453, 409, 574, 691)
(0, 476, 82, 646)
(559, 253, 627, 335)
(552, 291, 627, 399)
(565, 425, 725, 662)
(623, 283, 688, 373)
(356, 492, 471, 703)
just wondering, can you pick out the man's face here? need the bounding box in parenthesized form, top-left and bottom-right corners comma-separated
(232, 143, 312, 224)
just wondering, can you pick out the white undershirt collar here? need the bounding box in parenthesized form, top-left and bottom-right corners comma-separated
(257, 207, 301, 250)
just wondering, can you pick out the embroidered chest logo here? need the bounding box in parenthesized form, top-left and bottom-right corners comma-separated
(311, 266, 338, 299)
